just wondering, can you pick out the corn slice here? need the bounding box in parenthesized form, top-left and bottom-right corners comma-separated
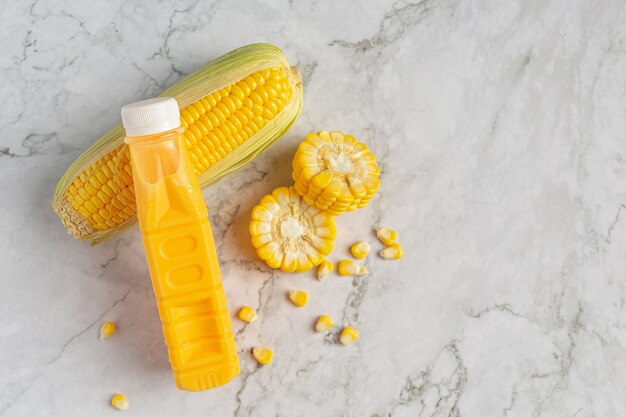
(350, 241, 370, 259)
(292, 131, 380, 215)
(337, 260, 368, 276)
(376, 227, 398, 246)
(237, 306, 258, 323)
(250, 186, 336, 272)
(315, 315, 333, 333)
(288, 290, 309, 307)
(111, 394, 129, 411)
(316, 260, 334, 280)
(252, 347, 274, 365)
(99, 321, 116, 339)
(340, 327, 359, 345)
(380, 243, 403, 260)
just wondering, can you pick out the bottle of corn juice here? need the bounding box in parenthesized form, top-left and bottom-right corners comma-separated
(121, 97, 239, 391)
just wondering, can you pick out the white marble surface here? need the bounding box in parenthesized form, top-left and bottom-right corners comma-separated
(2, 0, 626, 415)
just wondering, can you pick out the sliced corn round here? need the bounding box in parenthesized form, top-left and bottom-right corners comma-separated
(316, 260, 334, 281)
(380, 243, 403, 260)
(292, 131, 380, 215)
(252, 346, 274, 365)
(237, 306, 258, 323)
(337, 259, 368, 277)
(376, 227, 398, 246)
(315, 315, 333, 333)
(340, 326, 359, 345)
(350, 241, 370, 259)
(288, 289, 309, 307)
(99, 321, 116, 340)
(111, 393, 129, 411)
(250, 186, 336, 272)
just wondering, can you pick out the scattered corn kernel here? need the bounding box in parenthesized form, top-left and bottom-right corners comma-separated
(111, 393, 129, 411)
(340, 327, 359, 345)
(237, 306, 258, 323)
(315, 315, 334, 333)
(317, 260, 334, 280)
(376, 227, 398, 246)
(337, 260, 368, 276)
(252, 347, 274, 365)
(99, 321, 116, 340)
(380, 243, 403, 260)
(350, 241, 370, 259)
(288, 290, 309, 307)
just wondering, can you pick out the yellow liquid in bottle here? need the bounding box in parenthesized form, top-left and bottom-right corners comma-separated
(125, 129, 239, 391)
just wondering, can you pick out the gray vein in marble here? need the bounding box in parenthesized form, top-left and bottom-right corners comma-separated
(44, 289, 131, 366)
(502, 382, 520, 416)
(375, 341, 467, 417)
(605, 203, 626, 244)
(330, 0, 433, 52)
(465, 303, 525, 320)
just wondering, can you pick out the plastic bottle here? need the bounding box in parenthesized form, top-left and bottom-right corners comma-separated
(121, 97, 240, 391)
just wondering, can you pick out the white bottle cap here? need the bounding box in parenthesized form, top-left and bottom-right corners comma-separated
(121, 97, 181, 137)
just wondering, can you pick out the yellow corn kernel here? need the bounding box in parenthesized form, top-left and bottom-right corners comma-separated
(380, 243, 403, 260)
(315, 315, 333, 333)
(376, 227, 398, 246)
(316, 260, 334, 280)
(252, 346, 274, 365)
(288, 290, 309, 307)
(111, 394, 129, 411)
(99, 321, 116, 339)
(292, 131, 380, 215)
(337, 260, 368, 276)
(237, 306, 258, 323)
(340, 326, 359, 345)
(53, 45, 303, 244)
(350, 241, 370, 259)
(250, 186, 336, 272)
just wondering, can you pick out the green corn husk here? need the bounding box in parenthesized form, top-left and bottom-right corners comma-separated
(53, 43, 303, 244)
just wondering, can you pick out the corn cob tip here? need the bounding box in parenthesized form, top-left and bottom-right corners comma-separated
(290, 66, 302, 86)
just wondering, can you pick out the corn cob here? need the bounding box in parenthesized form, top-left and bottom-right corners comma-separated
(249, 186, 336, 272)
(53, 44, 303, 243)
(292, 131, 380, 215)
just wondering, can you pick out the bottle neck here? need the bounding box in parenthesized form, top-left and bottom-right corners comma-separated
(123, 127, 183, 145)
